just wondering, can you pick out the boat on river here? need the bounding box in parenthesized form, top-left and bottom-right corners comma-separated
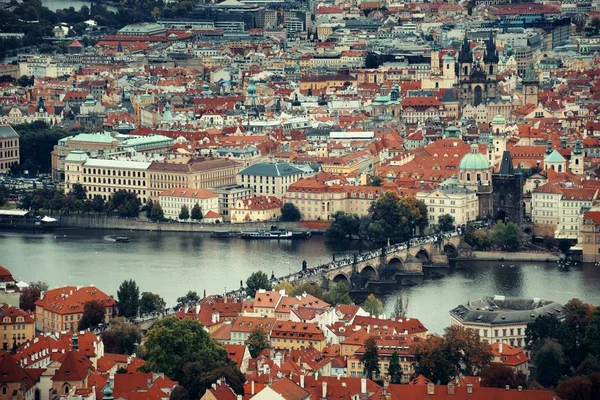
(0, 210, 57, 230)
(238, 225, 311, 240)
(115, 236, 130, 243)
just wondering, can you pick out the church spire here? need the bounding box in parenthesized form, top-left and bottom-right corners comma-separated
(484, 32, 499, 64)
(458, 33, 473, 63)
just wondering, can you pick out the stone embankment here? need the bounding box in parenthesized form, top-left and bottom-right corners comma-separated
(461, 250, 561, 262)
(56, 215, 323, 233)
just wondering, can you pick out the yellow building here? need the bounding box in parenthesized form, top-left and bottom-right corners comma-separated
(580, 210, 600, 263)
(63, 151, 151, 203)
(34, 286, 116, 333)
(270, 320, 326, 351)
(0, 125, 19, 174)
(0, 304, 35, 351)
(347, 339, 417, 383)
(230, 195, 282, 224)
(52, 132, 120, 180)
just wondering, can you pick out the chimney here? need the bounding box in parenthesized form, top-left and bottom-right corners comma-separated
(467, 384, 473, 394)
(505, 385, 510, 391)
(499, 342, 503, 354)
(447, 383, 455, 395)
(426, 383, 435, 395)
(251, 381, 255, 395)
(300, 375, 305, 388)
(518, 386, 523, 392)
(237, 396, 242, 400)
(361, 378, 367, 394)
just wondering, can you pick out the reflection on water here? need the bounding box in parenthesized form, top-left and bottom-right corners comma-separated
(1, 229, 599, 334)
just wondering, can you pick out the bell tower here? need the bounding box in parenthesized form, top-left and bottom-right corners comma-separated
(522, 62, 539, 105)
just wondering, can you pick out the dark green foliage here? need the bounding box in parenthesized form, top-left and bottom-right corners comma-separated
(293, 281, 323, 300)
(78, 300, 106, 330)
(534, 340, 566, 387)
(246, 327, 270, 358)
(117, 279, 139, 318)
(150, 201, 164, 221)
(139, 292, 166, 316)
(325, 212, 362, 240)
(179, 205, 189, 220)
(437, 214, 455, 232)
(143, 317, 244, 398)
(464, 224, 492, 249)
(361, 336, 380, 380)
(322, 282, 352, 306)
(110, 190, 139, 218)
(246, 271, 272, 297)
(491, 221, 520, 251)
(388, 351, 402, 384)
(280, 203, 301, 221)
(586, 308, 600, 360)
(190, 203, 202, 220)
(19, 281, 48, 312)
(100, 317, 142, 354)
(0, 185, 8, 207)
(169, 386, 189, 400)
(144, 199, 154, 218)
(176, 291, 200, 309)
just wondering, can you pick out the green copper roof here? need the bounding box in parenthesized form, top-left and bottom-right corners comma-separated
(459, 146, 490, 171)
(544, 149, 566, 163)
(491, 114, 505, 124)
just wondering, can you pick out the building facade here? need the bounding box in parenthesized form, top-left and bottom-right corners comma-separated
(0, 304, 35, 351)
(158, 188, 219, 221)
(238, 163, 304, 198)
(0, 125, 19, 174)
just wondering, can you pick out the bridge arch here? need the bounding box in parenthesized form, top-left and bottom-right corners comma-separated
(360, 265, 378, 281)
(415, 249, 431, 264)
(333, 273, 350, 285)
(388, 257, 404, 271)
(443, 243, 458, 258)
(523, 227, 533, 235)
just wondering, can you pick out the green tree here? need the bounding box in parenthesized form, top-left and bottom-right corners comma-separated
(246, 326, 270, 358)
(323, 282, 352, 306)
(145, 199, 154, 218)
(586, 308, 600, 360)
(78, 300, 106, 330)
(361, 336, 380, 379)
(143, 317, 244, 398)
(176, 291, 200, 309)
(91, 195, 106, 213)
(246, 271, 272, 297)
(525, 314, 569, 350)
(363, 294, 383, 316)
(100, 317, 142, 354)
(368, 176, 382, 187)
(19, 281, 48, 312)
(388, 351, 402, 384)
(326, 212, 361, 240)
(169, 386, 189, 400)
(293, 281, 323, 300)
(280, 202, 301, 221)
(117, 279, 140, 318)
(69, 183, 86, 201)
(562, 298, 594, 371)
(273, 281, 295, 296)
(111, 190, 139, 218)
(491, 221, 520, 251)
(365, 192, 427, 245)
(535, 339, 566, 388)
(150, 201, 164, 221)
(438, 214, 455, 232)
(191, 203, 202, 221)
(179, 205, 189, 221)
(139, 292, 166, 316)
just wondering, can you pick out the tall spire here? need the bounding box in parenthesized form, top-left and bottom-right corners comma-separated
(458, 32, 473, 63)
(484, 32, 499, 63)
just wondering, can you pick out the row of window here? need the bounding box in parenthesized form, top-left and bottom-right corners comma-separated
(83, 177, 144, 186)
(84, 168, 145, 178)
(0, 139, 18, 148)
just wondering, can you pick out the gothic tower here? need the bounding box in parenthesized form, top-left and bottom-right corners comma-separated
(570, 140, 584, 175)
(522, 62, 539, 105)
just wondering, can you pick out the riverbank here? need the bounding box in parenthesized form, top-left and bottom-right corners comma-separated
(55, 214, 328, 233)
(459, 250, 561, 262)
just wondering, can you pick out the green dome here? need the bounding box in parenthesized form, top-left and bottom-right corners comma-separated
(459, 145, 490, 171)
(491, 114, 505, 124)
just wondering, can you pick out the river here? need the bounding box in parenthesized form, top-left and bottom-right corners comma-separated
(43, 0, 118, 13)
(1, 229, 599, 334)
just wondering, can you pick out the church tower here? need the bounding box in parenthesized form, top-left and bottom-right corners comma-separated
(570, 139, 584, 175)
(431, 47, 440, 75)
(522, 62, 539, 105)
(458, 35, 473, 80)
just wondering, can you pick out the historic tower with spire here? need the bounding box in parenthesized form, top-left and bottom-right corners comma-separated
(457, 32, 499, 107)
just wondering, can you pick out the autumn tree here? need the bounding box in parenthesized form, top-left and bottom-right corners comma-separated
(363, 294, 383, 316)
(444, 325, 492, 376)
(556, 376, 593, 400)
(169, 386, 189, 400)
(246, 327, 270, 358)
(273, 281, 295, 296)
(388, 351, 402, 384)
(481, 363, 526, 389)
(413, 335, 456, 384)
(361, 336, 380, 380)
(19, 281, 48, 312)
(79, 300, 106, 330)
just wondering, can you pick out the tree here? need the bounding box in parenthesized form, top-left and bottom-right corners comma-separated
(111, 190, 139, 218)
(0, 185, 7, 207)
(145, 199, 154, 219)
(562, 298, 594, 370)
(139, 292, 166, 316)
(19, 281, 48, 312)
(444, 325, 492, 376)
(280, 203, 301, 221)
(365, 192, 427, 245)
(535, 339, 566, 388)
(293, 281, 323, 300)
(368, 176, 382, 187)
(246, 271, 272, 297)
(326, 212, 361, 240)
(176, 291, 200, 309)
(273, 281, 295, 296)
(586, 308, 600, 360)
(363, 294, 383, 316)
(143, 317, 244, 399)
(525, 314, 569, 350)
(414, 335, 456, 384)
(323, 282, 352, 306)
(69, 183, 86, 201)
(437, 214, 455, 232)
(388, 351, 402, 384)
(117, 279, 140, 319)
(169, 386, 189, 400)
(481, 363, 525, 388)
(79, 300, 106, 330)
(178, 205, 189, 221)
(91, 195, 106, 214)
(591, 17, 600, 34)
(191, 203, 202, 221)
(558, 239, 572, 254)
(361, 336, 380, 380)
(556, 376, 593, 400)
(246, 326, 270, 358)
(100, 317, 142, 354)
(491, 221, 520, 251)
(150, 201, 164, 221)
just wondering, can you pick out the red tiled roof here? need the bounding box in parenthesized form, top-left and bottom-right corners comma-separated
(35, 286, 116, 316)
(0, 265, 15, 283)
(52, 350, 93, 382)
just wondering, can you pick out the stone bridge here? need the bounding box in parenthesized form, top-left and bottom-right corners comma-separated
(284, 235, 463, 290)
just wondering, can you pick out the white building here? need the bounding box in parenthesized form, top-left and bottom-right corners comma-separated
(237, 162, 304, 198)
(417, 175, 479, 227)
(158, 188, 220, 221)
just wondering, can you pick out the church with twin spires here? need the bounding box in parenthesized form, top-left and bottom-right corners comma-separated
(457, 34, 499, 108)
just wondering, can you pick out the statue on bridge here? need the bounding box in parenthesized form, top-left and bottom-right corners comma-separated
(302, 260, 307, 272)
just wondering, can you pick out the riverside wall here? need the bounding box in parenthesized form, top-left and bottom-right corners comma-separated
(55, 215, 322, 233)
(460, 251, 561, 262)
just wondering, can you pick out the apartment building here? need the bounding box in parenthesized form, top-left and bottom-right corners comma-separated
(0, 304, 34, 350)
(237, 163, 304, 198)
(148, 157, 241, 199)
(63, 151, 151, 203)
(0, 125, 19, 174)
(34, 286, 116, 332)
(417, 176, 479, 226)
(158, 188, 219, 220)
(270, 320, 326, 351)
